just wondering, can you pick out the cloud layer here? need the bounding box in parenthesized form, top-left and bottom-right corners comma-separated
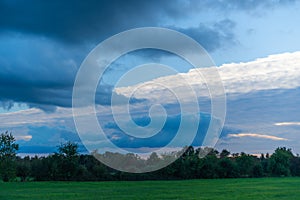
(227, 133, 288, 141)
(0, 0, 298, 111)
(116, 51, 300, 100)
(0, 1, 299, 155)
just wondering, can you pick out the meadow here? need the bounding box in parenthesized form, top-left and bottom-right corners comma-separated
(0, 178, 300, 200)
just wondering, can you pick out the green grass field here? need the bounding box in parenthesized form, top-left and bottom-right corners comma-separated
(0, 178, 300, 200)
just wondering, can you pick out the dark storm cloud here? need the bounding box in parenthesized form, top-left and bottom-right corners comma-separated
(99, 18, 236, 65)
(0, 0, 237, 110)
(0, 0, 241, 46)
(0, 0, 292, 110)
(0, 35, 76, 110)
(0, 33, 144, 111)
(0, 0, 294, 43)
(0, 0, 188, 43)
(0, 75, 141, 112)
(174, 19, 236, 52)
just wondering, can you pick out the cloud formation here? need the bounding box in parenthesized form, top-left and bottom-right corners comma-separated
(0, 33, 143, 111)
(0, 1, 299, 155)
(274, 122, 300, 126)
(1, 0, 237, 44)
(1, 0, 297, 111)
(173, 19, 236, 52)
(227, 133, 288, 141)
(0, 1, 239, 111)
(116, 51, 300, 101)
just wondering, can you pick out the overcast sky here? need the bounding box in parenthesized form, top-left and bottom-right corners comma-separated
(0, 0, 300, 156)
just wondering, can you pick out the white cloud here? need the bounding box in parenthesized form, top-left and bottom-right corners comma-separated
(227, 133, 288, 141)
(0, 106, 112, 128)
(0, 108, 70, 127)
(1, 51, 300, 155)
(274, 122, 300, 126)
(15, 135, 32, 141)
(115, 51, 300, 101)
(219, 51, 300, 93)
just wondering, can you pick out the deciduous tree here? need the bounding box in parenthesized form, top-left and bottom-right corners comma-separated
(0, 131, 19, 181)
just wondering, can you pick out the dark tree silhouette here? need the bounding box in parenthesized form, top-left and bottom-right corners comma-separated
(269, 147, 294, 176)
(1, 133, 300, 182)
(0, 131, 19, 181)
(57, 142, 79, 180)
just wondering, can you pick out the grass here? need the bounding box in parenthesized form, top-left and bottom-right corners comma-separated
(0, 178, 300, 200)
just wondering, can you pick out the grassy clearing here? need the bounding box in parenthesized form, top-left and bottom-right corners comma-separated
(0, 178, 300, 200)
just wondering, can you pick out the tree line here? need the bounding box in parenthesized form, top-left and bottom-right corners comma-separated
(1, 131, 300, 182)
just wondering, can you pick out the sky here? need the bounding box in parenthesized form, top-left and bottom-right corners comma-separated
(1, 0, 300, 156)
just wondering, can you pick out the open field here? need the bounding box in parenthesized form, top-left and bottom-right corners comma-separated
(0, 178, 300, 200)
